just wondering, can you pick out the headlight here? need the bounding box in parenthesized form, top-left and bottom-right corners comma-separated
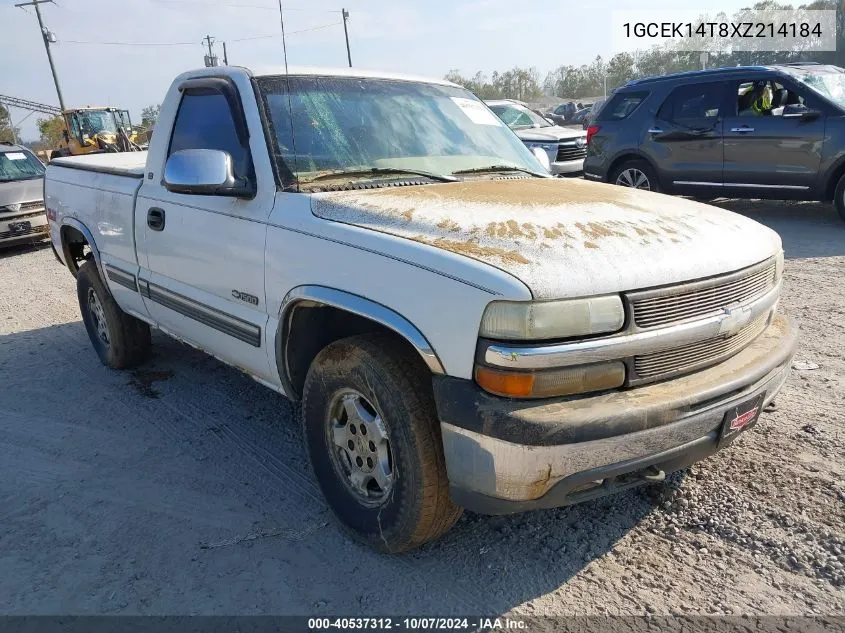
(479, 296, 625, 341)
(475, 362, 625, 399)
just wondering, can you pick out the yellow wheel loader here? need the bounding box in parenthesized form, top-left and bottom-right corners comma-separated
(49, 107, 145, 160)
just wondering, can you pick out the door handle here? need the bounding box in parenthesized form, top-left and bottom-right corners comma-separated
(147, 207, 165, 231)
(647, 127, 664, 134)
(730, 127, 755, 133)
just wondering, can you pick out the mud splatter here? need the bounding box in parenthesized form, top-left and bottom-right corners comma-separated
(129, 370, 174, 399)
(412, 236, 530, 265)
(436, 218, 461, 232)
(583, 241, 599, 249)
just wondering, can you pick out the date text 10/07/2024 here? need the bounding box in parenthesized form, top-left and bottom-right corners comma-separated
(307, 617, 528, 631)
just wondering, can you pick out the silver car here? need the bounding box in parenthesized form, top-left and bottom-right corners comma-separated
(486, 100, 587, 175)
(0, 143, 48, 248)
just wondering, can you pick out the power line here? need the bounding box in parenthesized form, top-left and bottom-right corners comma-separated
(151, 0, 341, 11)
(61, 39, 198, 46)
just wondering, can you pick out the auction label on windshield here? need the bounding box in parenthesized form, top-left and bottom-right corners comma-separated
(5, 153, 28, 161)
(611, 9, 836, 52)
(450, 97, 501, 126)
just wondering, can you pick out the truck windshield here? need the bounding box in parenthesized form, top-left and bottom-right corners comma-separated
(257, 76, 543, 186)
(0, 150, 45, 182)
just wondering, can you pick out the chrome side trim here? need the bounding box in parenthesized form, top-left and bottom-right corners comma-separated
(722, 183, 810, 190)
(104, 265, 137, 292)
(673, 181, 722, 186)
(279, 285, 445, 375)
(583, 172, 603, 180)
(141, 280, 261, 347)
(483, 281, 781, 370)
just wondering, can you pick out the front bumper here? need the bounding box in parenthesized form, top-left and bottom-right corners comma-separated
(434, 315, 797, 515)
(549, 159, 584, 175)
(0, 211, 49, 247)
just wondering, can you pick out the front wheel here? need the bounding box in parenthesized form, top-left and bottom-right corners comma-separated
(834, 173, 845, 223)
(611, 159, 659, 192)
(301, 334, 462, 553)
(77, 261, 151, 369)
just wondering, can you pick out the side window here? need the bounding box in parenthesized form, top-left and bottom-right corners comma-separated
(658, 83, 724, 124)
(168, 92, 252, 181)
(597, 91, 648, 121)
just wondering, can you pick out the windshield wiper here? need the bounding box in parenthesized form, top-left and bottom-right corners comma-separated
(300, 167, 457, 184)
(452, 165, 547, 178)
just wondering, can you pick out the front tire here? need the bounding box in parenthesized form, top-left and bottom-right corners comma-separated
(77, 261, 151, 369)
(301, 334, 462, 553)
(834, 173, 845, 223)
(611, 158, 659, 192)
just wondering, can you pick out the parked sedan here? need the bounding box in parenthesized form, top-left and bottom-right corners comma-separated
(0, 143, 48, 248)
(486, 100, 588, 175)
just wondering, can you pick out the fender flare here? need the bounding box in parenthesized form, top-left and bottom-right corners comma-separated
(276, 285, 446, 394)
(60, 217, 104, 280)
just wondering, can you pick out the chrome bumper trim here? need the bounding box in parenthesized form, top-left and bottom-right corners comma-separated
(483, 281, 781, 370)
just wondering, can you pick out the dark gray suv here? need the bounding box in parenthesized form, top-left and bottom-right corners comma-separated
(583, 63, 845, 222)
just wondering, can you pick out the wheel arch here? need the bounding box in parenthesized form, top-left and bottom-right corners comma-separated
(59, 218, 103, 280)
(822, 154, 845, 201)
(606, 151, 660, 186)
(276, 286, 445, 400)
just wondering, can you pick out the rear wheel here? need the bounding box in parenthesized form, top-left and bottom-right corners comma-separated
(301, 334, 462, 553)
(611, 159, 659, 192)
(834, 173, 845, 223)
(77, 261, 151, 369)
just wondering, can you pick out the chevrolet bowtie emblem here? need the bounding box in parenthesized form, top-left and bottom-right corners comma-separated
(718, 304, 753, 337)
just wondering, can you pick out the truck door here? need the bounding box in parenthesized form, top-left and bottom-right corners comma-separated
(135, 76, 278, 385)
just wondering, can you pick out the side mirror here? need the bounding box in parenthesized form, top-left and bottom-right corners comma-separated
(163, 149, 253, 197)
(782, 104, 821, 120)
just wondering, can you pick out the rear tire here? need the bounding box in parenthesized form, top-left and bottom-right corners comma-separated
(301, 333, 462, 553)
(611, 158, 659, 192)
(77, 261, 151, 369)
(834, 173, 845, 223)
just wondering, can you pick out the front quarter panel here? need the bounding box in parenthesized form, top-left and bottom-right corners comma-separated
(265, 192, 532, 380)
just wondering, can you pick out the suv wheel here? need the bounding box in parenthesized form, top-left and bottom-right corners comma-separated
(301, 333, 462, 553)
(834, 173, 845, 223)
(611, 159, 658, 192)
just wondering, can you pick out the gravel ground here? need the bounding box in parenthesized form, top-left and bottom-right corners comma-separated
(0, 199, 842, 617)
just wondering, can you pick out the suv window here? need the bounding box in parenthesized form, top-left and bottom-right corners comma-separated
(734, 79, 810, 117)
(658, 83, 724, 123)
(168, 92, 252, 180)
(597, 91, 647, 121)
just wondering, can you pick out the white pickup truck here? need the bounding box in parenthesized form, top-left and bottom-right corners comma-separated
(45, 65, 797, 552)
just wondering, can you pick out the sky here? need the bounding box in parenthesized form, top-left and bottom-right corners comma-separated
(1, 0, 757, 141)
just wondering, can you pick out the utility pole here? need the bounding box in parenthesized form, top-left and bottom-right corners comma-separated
(203, 34, 218, 67)
(222, 41, 228, 65)
(15, 0, 65, 111)
(342, 8, 351, 67)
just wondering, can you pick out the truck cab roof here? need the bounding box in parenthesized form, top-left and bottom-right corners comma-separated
(176, 64, 459, 87)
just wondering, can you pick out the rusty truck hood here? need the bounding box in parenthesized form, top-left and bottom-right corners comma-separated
(310, 178, 782, 299)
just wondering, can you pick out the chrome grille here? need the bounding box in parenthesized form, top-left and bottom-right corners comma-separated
(634, 313, 769, 380)
(556, 144, 587, 162)
(631, 260, 776, 329)
(0, 200, 43, 213)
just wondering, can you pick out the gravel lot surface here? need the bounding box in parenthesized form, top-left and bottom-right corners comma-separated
(0, 199, 842, 617)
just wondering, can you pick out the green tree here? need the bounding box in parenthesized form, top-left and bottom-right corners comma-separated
(606, 53, 636, 91)
(37, 116, 66, 148)
(0, 104, 21, 144)
(140, 104, 160, 130)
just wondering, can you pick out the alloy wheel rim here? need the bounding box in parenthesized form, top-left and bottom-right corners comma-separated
(87, 288, 110, 346)
(326, 390, 394, 506)
(616, 168, 651, 190)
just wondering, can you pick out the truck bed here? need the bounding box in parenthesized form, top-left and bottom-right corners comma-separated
(50, 151, 147, 179)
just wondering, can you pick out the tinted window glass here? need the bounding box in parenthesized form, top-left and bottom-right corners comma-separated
(168, 93, 251, 180)
(734, 79, 811, 117)
(658, 83, 724, 122)
(597, 91, 647, 121)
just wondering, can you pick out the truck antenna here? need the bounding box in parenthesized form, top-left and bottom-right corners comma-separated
(278, 0, 299, 191)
